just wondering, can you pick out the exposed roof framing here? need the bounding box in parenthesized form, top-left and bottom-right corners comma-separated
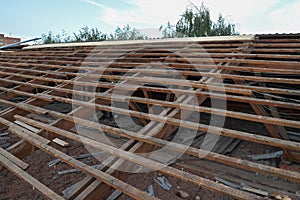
(0, 34, 299, 200)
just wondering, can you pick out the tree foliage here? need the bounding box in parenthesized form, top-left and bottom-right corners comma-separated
(211, 14, 238, 36)
(159, 21, 176, 38)
(110, 24, 147, 41)
(73, 26, 107, 42)
(41, 25, 147, 44)
(174, 3, 238, 37)
(41, 30, 72, 44)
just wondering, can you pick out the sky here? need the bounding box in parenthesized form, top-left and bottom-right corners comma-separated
(1, 0, 300, 40)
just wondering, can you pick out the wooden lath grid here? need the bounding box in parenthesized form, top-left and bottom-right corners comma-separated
(0, 35, 299, 200)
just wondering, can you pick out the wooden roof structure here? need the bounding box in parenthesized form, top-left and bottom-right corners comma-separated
(0, 34, 299, 200)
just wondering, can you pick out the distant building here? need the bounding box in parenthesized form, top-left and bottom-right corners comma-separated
(0, 34, 21, 46)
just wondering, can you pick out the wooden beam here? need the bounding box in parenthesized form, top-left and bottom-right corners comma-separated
(0, 147, 28, 170)
(0, 153, 64, 200)
(52, 138, 70, 147)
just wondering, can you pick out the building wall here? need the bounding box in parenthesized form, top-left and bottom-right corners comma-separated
(0, 34, 4, 45)
(0, 34, 21, 46)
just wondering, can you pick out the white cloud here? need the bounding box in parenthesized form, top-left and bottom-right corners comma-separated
(267, 0, 300, 33)
(203, 0, 280, 20)
(192, 0, 300, 34)
(100, 0, 188, 28)
(81, 0, 300, 35)
(81, 0, 189, 37)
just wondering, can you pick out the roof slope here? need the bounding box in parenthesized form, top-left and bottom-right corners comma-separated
(0, 34, 299, 199)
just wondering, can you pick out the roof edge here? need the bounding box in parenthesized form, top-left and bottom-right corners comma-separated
(24, 35, 255, 50)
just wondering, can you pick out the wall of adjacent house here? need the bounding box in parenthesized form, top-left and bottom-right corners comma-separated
(0, 34, 21, 46)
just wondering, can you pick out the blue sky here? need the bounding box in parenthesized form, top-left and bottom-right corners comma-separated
(1, 0, 300, 40)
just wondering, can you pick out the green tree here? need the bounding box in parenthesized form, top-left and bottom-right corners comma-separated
(73, 26, 107, 42)
(41, 26, 107, 44)
(159, 21, 176, 38)
(41, 29, 72, 44)
(41, 25, 148, 44)
(176, 3, 212, 37)
(162, 2, 238, 38)
(41, 31, 59, 44)
(110, 24, 147, 41)
(211, 14, 238, 36)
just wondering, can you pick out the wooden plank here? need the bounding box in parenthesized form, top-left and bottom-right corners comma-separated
(0, 153, 64, 200)
(0, 146, 29, 170)
(52, 138, 69, 147)
(14, 120, 40, 132)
